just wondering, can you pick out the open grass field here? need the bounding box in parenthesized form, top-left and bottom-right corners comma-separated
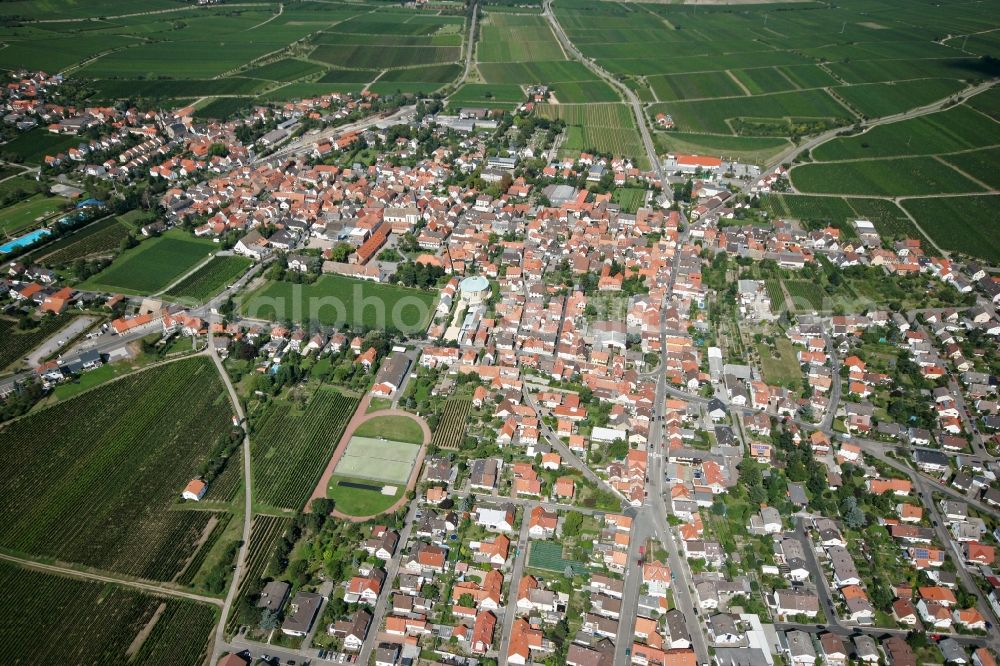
(31, 216, 130, 265)
(354, 414, 425, 445)
(82, 230, 215, 295)
(0, 315, 73, 372)
(790, 157, 984, 197)
(328, 474, 405, 516)
(242, 275, 437, 333)
(251, 388, 357, 511)
(0, 560, 217, 665)
(334, 435, 422, 485)
(164, 255, 251, 304)
(901, 195, 1000, 263)
(0, 357, 233, 580)
(758, 338, 802, 386)
(0, 194, 67, 235)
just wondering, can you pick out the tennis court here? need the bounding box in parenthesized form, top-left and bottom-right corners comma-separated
(333, 435, 421, 484)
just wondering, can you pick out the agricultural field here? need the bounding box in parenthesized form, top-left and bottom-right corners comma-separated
(431, 398, 472, 450)
(0, 560, 216, 665)
(250, 388, 358, 511)
(942, 148, 1000, 190)
(242, 58, 326, 82)
(764, 194, 924, 243)
(0, 357, 234, 580)
(783, 279, 827, 312)
(527, 540, 588, 575)
(0, 195, 67, 235)
(242, 275, 437, 333)
(31, 216, 131, 265)
(612, 187, 647, 213)
(654, 132, 790, 163)
(0, 315, 74, 372)
(448, 83, 526, 109)
(547, 0, 999, 158)
(810, 103, 998, 162)
(789, 157, 984, 197)
(82, 230, 216, 295)
(536, 103, 646, 166)
(226, 514, 292, 634)
(164, 255, 252, 305)
(0, 128, 84, 164)
(901, 195, 1000, 263)
(193, 97, 255, 120)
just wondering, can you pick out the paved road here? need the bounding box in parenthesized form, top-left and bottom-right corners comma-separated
(497, 508, 532, 666)
(357, 500, 420, 665)
(0, 552, 223, 605)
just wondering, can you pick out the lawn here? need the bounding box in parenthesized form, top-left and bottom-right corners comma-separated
(353, 414, 425, 445)
(164, 255, 251, 304)
(327, 474, 404, 516)
(0, 195, 67, 235)
(449, 83, 525, 109)
(82, 230, 216, 295)
(758, 338, 802, 386)
(242, 275, 437, 334)
(0, 357, 233, 580)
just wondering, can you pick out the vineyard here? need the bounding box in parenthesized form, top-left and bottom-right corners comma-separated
(0, 560, 216, 664)
(0, 357, 233, 580)
(202, 449, 243, 503)
(431, 398, 472, 450)
(225, 514, 292, 634)
(164, 255, 252, 304)
(32, 216, 129, 265)
(250, 389, 358, 510)
(0, 315, 72, 371)
(175, 511, 233, 587)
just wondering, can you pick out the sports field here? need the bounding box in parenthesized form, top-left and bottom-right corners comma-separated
(0, 195, 66, 235)
(82, 231, 215, 295)
(334, 435, 421, 485)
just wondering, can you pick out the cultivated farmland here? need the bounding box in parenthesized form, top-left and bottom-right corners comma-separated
(431, 398, 472, 450)
(901, 195, 1000, 263)
(0, 560, 216, 665)
(0, 315, 74, 372)
(536, 103, 646, 166)
(165, 255, 252, 305)
(0, 357, 233, 580)
(250, 388, 358, 511)
(790, 157, 984, 197)
(225, 514, 293, 634)
(242, 275, 437, 333)
(82, 230, 216, 295)
(32, 216, 131, 265)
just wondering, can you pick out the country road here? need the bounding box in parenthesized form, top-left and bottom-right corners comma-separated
(0, 552, 223, 606)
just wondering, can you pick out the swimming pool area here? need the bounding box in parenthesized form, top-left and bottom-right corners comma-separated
(0, 227, 51, 253)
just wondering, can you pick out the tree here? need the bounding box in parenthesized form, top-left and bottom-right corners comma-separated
(260, 608, 280, 631)
(458, 593, 475, 608)
(562, 511, 583, 537)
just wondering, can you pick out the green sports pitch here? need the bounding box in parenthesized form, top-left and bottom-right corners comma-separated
(333, 436, 420, 485)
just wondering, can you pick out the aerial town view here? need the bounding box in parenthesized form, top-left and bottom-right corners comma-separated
(0, 0, 999, 664)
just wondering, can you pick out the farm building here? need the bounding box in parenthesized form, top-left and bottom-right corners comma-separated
(182, 478, 207, 501)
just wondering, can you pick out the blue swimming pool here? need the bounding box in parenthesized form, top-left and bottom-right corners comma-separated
(0, 228, 51, 253)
